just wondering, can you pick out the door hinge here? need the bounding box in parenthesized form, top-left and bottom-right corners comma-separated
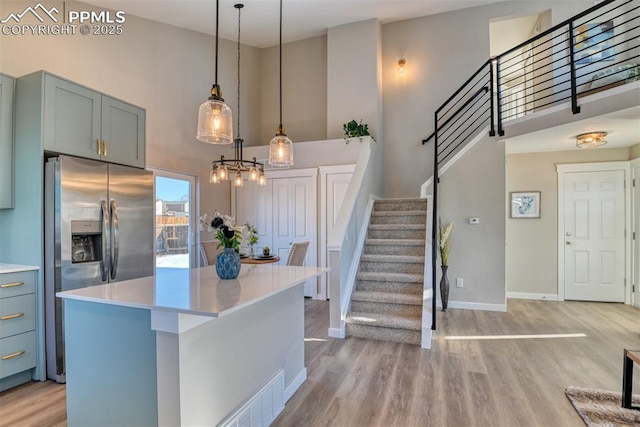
(634, 232, 636, 240)
(633, 179, 636, 187)
(633, 285, 636, 293)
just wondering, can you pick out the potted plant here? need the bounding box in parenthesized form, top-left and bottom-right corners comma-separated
(438, 219, 453, 311)
(343, 119, 371, 143)
(202, 212, 243, 279)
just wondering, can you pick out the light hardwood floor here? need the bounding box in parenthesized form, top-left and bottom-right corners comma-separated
(1, 299, 639, 427)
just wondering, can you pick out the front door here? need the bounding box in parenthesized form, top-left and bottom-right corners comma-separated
(633, 166, 640, 308)
(563, 170, 625, 302)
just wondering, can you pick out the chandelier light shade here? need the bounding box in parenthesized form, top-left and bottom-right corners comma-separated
(196, 0, 233, 144)
(576, 131, 607, 149)
(269, 0, 294, 166)
(208, 3, 267, 187)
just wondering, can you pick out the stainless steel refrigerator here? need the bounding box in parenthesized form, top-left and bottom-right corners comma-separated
(44, 155, 154, 383)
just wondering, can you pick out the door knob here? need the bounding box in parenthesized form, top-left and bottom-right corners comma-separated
(566, 232, 572, 236)
(566, 241, 573, 245)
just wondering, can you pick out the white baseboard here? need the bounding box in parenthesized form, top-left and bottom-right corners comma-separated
(328, 327, 345, 339)
(283, 368, 307, 403)
(507, 292, 558, 301)
(437, 300, 507, 312)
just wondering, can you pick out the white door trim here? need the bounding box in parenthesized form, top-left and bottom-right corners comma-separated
(631, 158, 640, 307)
(319, 164, 356, 300)
(556, 161, 631, 303)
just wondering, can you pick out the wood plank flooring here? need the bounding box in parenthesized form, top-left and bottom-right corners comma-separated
(1, 299, 639, 426)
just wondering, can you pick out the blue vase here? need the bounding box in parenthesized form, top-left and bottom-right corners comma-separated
(216, 248, 241, 279)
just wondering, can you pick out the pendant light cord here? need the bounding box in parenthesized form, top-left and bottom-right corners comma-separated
(278, 0, 283, 128)
(236, 4, 241, 138)
(214, 0, 219, 86)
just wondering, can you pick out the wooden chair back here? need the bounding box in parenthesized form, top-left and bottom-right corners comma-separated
(286, 241, 309, 266)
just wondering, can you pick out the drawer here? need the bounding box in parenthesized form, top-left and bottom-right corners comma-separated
(0, 271, 36, 298)
(0, 331, 36, 379)
(0, 294, 35, 338)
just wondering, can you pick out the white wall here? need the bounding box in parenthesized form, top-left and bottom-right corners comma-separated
(506, 147, 631, 296)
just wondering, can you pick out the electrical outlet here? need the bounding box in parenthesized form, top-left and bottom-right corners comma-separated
(456, 278, 463, 288)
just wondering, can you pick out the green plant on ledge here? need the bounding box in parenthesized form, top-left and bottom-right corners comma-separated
(343, 119, 371, 143)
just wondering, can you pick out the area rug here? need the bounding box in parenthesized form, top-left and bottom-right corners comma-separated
(565, 386, 640, 426)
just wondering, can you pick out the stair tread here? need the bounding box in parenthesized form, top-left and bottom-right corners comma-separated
(345, 311, 422, 330)
(368, 224, 425, 230)
(365, 239, 425, 246)
(357, 271, 423, 283)
(352, 290, 422, 305)
(360, 254, 424, 264)
(371, 210, 426, 217)
(375, 198, 425, 202)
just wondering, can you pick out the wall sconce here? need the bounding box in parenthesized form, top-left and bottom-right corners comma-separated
(576, 131, 607, 148)
(398, 59, 406, 74)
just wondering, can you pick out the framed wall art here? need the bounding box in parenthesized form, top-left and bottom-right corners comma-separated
(511, 191, 541, 218)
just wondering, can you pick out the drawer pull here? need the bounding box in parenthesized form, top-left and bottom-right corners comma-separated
(0, 281, 24, 289)
(0, 313, 24, 320)
(2, 350, 25, 360)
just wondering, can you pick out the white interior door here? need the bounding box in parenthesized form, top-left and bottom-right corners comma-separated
(234, 170, 318, 298)
(272, 176, 317, 297)
(563, 170, 625, 302)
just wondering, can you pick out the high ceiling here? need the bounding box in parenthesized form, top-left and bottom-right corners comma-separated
(83, 0, 509, 48)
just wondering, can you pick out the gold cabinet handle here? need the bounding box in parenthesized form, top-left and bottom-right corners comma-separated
(97, 139, 102, 155)
(0, 281, 24, 289)
(103, 140, 108, 156)
(1, 313, 24, 321)
(2, 350, 25, 360)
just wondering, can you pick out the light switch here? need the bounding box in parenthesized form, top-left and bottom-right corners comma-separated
(469, 217, 480, 224)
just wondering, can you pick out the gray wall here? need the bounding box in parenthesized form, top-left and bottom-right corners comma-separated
(506, 148, 631, 296)
(260, 36, 327, 144)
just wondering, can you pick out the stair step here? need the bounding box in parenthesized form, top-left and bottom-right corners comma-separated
(359, 255, 424, 274)
(356, 280, 422, 294)
(346, 323, 421, 345)
(356, 271, 423, 284)
(360, 254, 424, 264)
(364, 239, 425, 256)
(365, 239, 425, 246)
(346, 311, 421, 331)
(374, 199, 427, 212)
(351, 290, 422, 305)
(367, 224, 425, 240)
(370, 210, 427, 225)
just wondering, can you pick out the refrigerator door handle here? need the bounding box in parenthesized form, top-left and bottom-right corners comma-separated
(101, 200, 111, 282)
(110, 200, 120, 280)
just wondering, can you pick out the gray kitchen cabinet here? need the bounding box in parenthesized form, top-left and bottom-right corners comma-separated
(0, 268, 38, 392)
(41, 73, 145, 168)
(0, 74, 15, 209)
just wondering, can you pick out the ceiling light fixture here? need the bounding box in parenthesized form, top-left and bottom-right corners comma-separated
(268, 0, 294, 166)
(209, 3, 266, 187)
(197, 0, 233, 144)
(576, 131, 608, 149)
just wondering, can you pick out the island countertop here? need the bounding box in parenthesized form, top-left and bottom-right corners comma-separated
(57, 265, 327, 318)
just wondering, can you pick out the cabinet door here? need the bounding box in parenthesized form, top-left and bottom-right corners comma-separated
(0, 74, 14, 209)
(101, 96, 145, 168)
(43, 75, 101, 160)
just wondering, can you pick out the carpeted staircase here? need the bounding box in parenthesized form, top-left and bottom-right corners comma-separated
(345, 198, 427, 345)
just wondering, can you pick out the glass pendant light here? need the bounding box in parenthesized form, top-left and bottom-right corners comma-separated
(196, 0, 233, 144)
(269, 0, 294, 166)
(234, 169, 244, 187)
(218, 163, 229, 180)
(248, 165, 259, 182)
(209, 167, 219, 184)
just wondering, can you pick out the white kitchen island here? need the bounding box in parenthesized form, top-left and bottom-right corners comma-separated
(57, 264, 327, 426)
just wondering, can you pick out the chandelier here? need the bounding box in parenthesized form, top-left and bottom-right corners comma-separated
(196, 0, 233, 144)
(209, 3, 266, 187)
